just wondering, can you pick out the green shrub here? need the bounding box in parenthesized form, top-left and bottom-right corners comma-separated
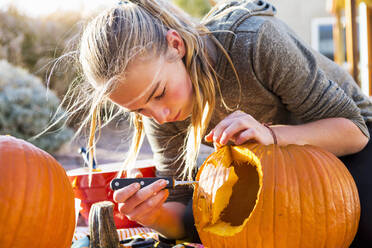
(0, 60, 74, 153)
(172, 0, 212, 18)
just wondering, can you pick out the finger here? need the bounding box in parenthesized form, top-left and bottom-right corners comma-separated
(219, 120, 248, 145)
(213, 141, 222, 151)
(120, 179, 168, 214)
(113, 182, 141, 203)
(127, 168, 143, 178)
(127, 189, 169, 221)
(235, 128, 257, 145)
(212, 119, 234, 144)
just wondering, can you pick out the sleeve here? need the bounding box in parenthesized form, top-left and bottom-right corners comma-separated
(142, 117, 193, 205)
(251, 20, 369, 138)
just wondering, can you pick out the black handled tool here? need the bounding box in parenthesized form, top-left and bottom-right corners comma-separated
(110, 177, 198, 190)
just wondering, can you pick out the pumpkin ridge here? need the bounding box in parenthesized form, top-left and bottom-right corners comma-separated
(281, 146, 301, 247)
(287, 146, 306, 246)
(296, 146, 326, 246)
(0, 137, 18, 245)
(32, 147, 48, 247)
(278, 146, 302, 247)
(47, 151, 66, 246)
(35, 147, 55, 247)
(324, 148, 350, 247)
(53, 153, 75, 247)
(10, 139, 30, 246)
(308, 146, 328, 246)
(24, 141, 44, 247)
(0, 138, 15, 245)
(272, 145, 278, 247)
(314, 148, 353, 247)
(309, 146, 347, 247)
(306, 147, 338, 247)
(274, 145, 289, 246)
(0, 138, 15, 246)
(61, 164, 76, 247)
(322, 149, 360, 241)
(332, 151, 360, 245)
(312, 146, 332, 246)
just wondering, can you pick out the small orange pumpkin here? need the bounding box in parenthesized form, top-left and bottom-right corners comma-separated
(0, 135, 75, 247)
(193, 143, 360, 248)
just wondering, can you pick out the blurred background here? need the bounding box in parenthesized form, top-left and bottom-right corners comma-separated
(0, 0, 371, 170)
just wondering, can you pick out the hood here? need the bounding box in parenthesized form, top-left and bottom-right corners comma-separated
(202, 0, 276, 33)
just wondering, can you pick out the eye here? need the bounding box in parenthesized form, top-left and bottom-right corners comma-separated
(154, 86, 166, 100)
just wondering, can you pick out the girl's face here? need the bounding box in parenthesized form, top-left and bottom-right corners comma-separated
(108, 53, 194, 124)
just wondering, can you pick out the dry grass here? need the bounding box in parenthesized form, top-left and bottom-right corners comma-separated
(0, 6, 86, 99)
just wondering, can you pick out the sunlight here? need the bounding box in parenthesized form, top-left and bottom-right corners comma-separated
(0, 0, 116, 17)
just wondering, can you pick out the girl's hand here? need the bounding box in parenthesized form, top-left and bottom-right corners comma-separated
(204, 110, 275, 146)
(113, 178, 169, 226)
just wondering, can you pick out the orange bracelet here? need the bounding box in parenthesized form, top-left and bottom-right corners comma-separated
(263, 123, 277, 145)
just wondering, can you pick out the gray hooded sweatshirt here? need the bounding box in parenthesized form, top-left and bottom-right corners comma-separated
(143, 0, 372, 204)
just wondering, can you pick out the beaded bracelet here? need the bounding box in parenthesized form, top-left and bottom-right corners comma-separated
(263, 123, 277, 145)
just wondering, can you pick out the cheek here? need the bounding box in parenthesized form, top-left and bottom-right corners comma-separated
(173, 84, 191, 100)
(166, 62, 193, 106)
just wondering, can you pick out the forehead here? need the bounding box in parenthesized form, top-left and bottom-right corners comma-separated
(108, 57, 164, 110)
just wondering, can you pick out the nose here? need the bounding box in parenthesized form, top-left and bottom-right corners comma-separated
(151, 107, 170, 125)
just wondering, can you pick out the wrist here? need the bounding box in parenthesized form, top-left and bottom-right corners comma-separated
(262, 123, 277, 144)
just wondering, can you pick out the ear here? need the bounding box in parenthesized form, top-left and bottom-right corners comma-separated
(165, 29, 186, 58)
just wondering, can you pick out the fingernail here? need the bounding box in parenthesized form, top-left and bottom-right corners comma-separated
(220, 133, 226, 145)
(158, 179, 167, 187)
(133, 183, 141, 190)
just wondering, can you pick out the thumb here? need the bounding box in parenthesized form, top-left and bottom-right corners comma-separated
(127, 168, 143, 178)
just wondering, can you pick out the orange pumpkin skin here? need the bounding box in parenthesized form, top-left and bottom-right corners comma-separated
(193, 144, 360, 248)
(0, 136, 75, 248)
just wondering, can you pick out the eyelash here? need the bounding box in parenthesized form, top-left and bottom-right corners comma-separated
(154, 86, 166, 100)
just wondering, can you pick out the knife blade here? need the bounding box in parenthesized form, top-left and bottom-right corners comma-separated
(110, 177, 198, 190)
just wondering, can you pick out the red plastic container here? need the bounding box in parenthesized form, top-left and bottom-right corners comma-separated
(67, 160, 156, 228)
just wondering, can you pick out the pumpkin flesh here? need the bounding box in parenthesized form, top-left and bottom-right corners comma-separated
(194, 146, 262, 236)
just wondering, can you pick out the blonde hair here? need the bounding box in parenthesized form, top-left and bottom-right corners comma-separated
(78, 0, 239, 180)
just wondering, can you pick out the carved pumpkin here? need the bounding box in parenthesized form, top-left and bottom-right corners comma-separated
(0, 136, 75, 247)
(193, 144, 360, 248)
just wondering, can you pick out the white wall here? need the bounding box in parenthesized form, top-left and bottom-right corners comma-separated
(266, 0, 333, 44)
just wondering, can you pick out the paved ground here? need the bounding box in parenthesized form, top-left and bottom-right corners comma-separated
(54, 120, 154, 172)
(54, 119, 215, 172)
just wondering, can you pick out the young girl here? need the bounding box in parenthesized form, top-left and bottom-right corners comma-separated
(76, 0, 372, 246)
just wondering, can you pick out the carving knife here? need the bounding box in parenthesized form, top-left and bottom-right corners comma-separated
(110, 177, 198, 190)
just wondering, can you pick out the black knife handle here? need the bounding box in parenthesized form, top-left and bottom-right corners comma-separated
(110, 177, 174, 190)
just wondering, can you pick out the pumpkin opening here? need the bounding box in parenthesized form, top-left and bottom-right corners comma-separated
(201, 153, 261, 236)
(220, 161, 260, 226)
